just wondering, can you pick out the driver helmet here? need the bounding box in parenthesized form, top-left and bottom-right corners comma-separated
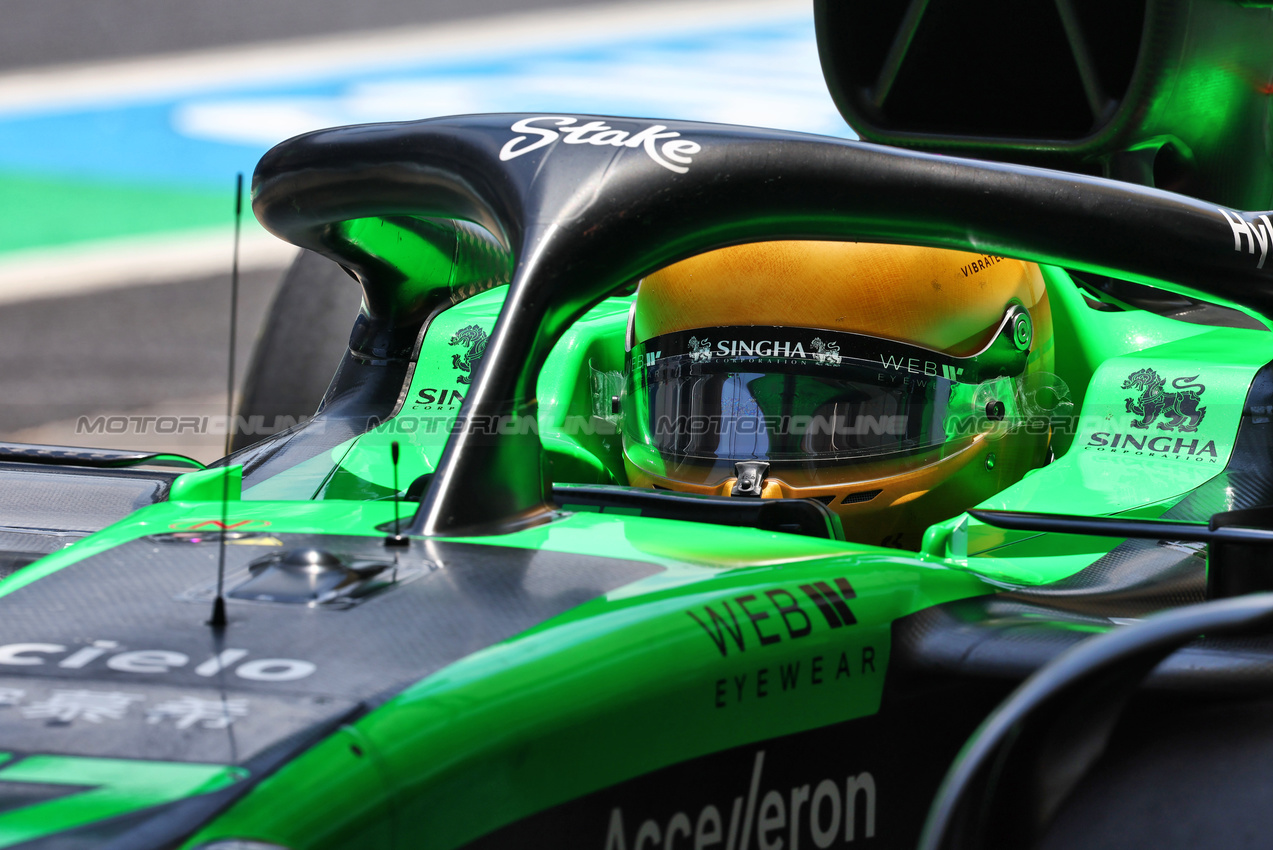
(620, 240, 1054, 549)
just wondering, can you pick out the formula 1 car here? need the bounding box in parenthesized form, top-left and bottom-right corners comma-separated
(2, 2, 1273, 850)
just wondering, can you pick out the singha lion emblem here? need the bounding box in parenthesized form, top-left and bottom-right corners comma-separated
(810, 337, 842, 365)
(688, 337, 713, 363)
(449, 324, 488, 384)
(1121, 368, 1207, 431)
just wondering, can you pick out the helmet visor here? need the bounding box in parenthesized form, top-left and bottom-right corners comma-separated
(623, 320, 1027, 467)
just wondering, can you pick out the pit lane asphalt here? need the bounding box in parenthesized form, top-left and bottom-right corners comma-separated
(0, 0, 615, 460)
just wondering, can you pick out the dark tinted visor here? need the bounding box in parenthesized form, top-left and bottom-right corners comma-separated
(623, 320, 1027, 465)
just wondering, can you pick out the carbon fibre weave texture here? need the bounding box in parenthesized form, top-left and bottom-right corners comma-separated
(0, 533, 662, 763)
(0, 464, 174, 532)
(0, 529, 83, 579)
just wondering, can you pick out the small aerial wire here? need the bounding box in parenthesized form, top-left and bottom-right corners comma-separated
(209, 172, 243, 629)
(386, 440, 409, 547)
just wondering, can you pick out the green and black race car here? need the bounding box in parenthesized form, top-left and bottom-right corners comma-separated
(2, 2, 1273, 849)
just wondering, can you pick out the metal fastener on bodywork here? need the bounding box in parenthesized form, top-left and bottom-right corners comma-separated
(731, 461, 770, 497)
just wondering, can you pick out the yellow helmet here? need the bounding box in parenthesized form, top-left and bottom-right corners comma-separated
(620, 241, 1054, 549)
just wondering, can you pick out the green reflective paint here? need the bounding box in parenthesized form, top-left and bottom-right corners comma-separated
(181, 728, 392, 850)
(242, 437, 360, 501)
(331, 216, 512, 331)
(311, 286, 508, 500)
(1042, 265, 1219, 456)
(943, 303, 1273, 584)
(535, 294, 632, 485)
(0, 756, 243, 847)
(447, 509, 850, 569)
(189, 510, 987, 850)
(145, 454, 206, 470)
(170, 465, 243, 502)
(312, 287, 631, 500)
(342, 216, 455, 278)
(354, 530, 984, 849)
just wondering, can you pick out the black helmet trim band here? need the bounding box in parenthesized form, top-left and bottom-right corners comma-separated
(630, 306, 1031, 385)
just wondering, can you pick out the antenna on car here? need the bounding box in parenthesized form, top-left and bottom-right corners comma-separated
(386, 440, 409, 548)
(209, 172, 244, 629)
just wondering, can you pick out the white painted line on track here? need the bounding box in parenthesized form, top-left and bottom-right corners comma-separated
(0, 0, 803, 114)
(0, 230, 297, 304)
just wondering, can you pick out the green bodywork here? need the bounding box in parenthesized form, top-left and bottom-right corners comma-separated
(0, 757, 243, 848)
(0, 262, 1267, 849)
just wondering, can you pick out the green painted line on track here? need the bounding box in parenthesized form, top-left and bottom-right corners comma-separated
(0, 172, 228, 256)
